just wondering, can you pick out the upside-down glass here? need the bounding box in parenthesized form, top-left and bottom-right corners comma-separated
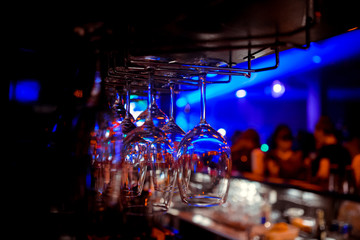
(89, 98, 123, 208)
(176, 69, 232, 207)
(162, 82, 186, 193)
(102, 85, 138, 208)
(120, 70, 177, 215)
(161, 82, 186, 150)
(121, 82, 136, 136)
(132, 55, 170, 128)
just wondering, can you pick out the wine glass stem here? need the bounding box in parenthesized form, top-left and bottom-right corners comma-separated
(199, 73, 207, 124)
(126, 81, 131, 117)
(169, 83, 175, 121)
(147, 70, 154, 121)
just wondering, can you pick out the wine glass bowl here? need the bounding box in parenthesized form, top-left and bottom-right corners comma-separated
(120, 120, 177, 215)
(120, 119, 167, 195)
(148, 137, 177, 212)
(120, 136, 148, 198)
(177, 122, 231, 207)
(162, 120, 185, 150)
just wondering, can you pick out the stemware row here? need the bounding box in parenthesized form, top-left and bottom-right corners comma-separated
(89, 56, 232, 215)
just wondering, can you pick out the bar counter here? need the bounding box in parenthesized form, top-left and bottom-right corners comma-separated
(164, 175, 360, 240)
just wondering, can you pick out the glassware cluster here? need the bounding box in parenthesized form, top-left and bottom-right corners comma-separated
(89, 56, 232, 215)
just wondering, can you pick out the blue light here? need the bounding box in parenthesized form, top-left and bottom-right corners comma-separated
(272, 82, 282, 93)
(134, 99, 147, 111)
(95, 71, 102, 83)
(86, 171, 92, 189)
(271, 80, 285, 98)
(176, 112, 189, 131)
(52, 123, 58, 133)
(236, 89, 247, 98)
(176, 97, 188, 108)
(207, 73, 217, 78)
(312, 55, 322, 64)
(13, 80, 41, 103)
(178, 30, 360, 104)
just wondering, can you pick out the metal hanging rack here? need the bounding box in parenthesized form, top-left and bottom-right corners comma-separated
(104, 45, 282, 95)
(103, 0, 315, 94)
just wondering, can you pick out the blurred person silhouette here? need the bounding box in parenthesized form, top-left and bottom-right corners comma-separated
(295, 130, 316, 180)
(311, 116, 352, 188)
(265, 124, 304, 179)
(352, 154, 360, 190)
(231, 128, 265, 175)
(343, 125, 360, 191)
(230, 130, 242, 146)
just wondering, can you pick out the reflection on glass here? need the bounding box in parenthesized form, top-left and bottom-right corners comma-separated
(89, 100, 123, 208)
(121, 83, 136, 136)
(161, 82, 185, 150)
(177, 70, 231, 207)
(135, 91, 169, 128)
(120, 70, 177, 215)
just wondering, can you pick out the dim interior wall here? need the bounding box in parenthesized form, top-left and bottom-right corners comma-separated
(199, 97, 308, 145)
(177, 95, 360, 146)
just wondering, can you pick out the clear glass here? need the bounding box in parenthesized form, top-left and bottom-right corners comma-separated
(135, 92, 169, 128)
(131, 55, 171, 129)
(89, 102, 123, 208)
(161, 83, 186, 150)
(112, 90, 127, 122)
(121, 83, 136, 136)
(176, 72, 231, 207)
(120, 71, 177, 215)
(161, 83, 186, 194)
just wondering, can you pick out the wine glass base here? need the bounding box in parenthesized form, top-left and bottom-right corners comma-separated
(182, 195, 224, 207)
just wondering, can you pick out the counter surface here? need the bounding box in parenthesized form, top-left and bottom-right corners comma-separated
(166, 177, 360, 240)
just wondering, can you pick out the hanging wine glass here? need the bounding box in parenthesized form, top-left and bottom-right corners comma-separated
(89, 95, 123, 208)
(161, 81, 186, 150)
(120, 69, 177, 215)
(121, 80, 136, 136)
(100, 85, 137, 208)
(161, 81, 185, 194)
(176, 59, 232, 207)
(131, 56, 171, 129)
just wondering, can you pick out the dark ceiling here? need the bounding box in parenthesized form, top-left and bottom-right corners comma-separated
(7, 0, 360, 55)
(6, 0, 360, 100)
